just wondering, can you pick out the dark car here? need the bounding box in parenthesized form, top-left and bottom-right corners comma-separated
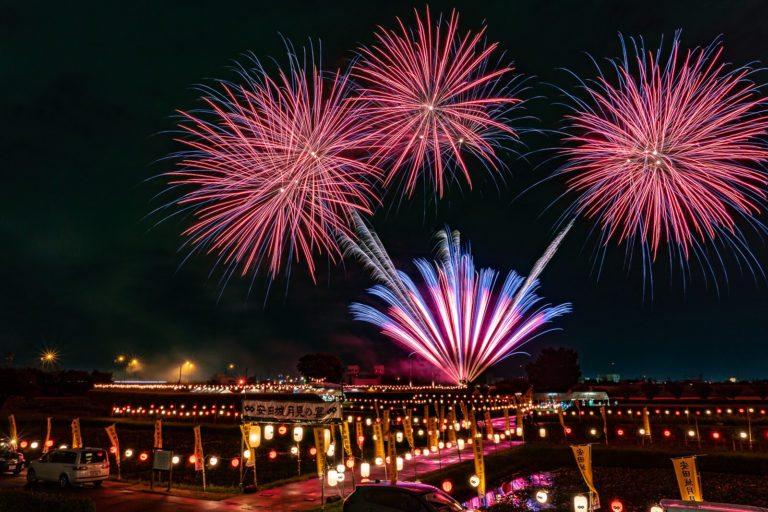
(343, 482, 468, 512)
(0, 441, 24, 475)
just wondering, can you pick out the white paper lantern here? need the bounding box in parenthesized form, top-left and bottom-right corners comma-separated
(264, 424, 274, 441)
(337, 463, 345, 473)
(457, 439, 465, 450)
(249, 425, 262, 447)
(360, 462, 370, 478)
(293, 426, 303, 442)
(396, 457, 403, 471)
(396, 431, 404, 443)
(327, 469, 338, 487)
(574, 495, 589, 512)
(469, 474, 480, 487)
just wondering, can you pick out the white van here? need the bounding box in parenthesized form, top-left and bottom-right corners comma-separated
(27, 447, 109, 487)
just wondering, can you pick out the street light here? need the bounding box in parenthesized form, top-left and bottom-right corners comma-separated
(178, 361, 194, 384)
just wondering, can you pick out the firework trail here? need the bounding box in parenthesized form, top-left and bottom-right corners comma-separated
(353, 8, 524, 198)
(345, 217, 572, 384)
(560, 33, 768, 281)
(166, 47, 380, 282)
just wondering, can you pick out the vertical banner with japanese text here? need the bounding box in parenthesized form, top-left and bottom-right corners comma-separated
(403, 415, 415, 449)
(470, 412, 485, 498)
(71, 418, 83, 449)
(372, 423, 385, 461)
(387, 432, 397, 484)
(105, 424, 120, 475)
(571, 444, 600, 508)
(672, 456, 703, 502)
(313, 427, 326, 476)
(484, 409, 493, 438)
(154, 419, 163, 449)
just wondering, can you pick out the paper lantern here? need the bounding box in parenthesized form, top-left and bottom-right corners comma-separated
(442, 480, 453, 493)
(516, 427, 523, 436)
(360, 462, 370, 478)
(536, 490, 548, 504)
(264, 424, 274, 441)
(375, 457, 383, 466)
(611, 499, 624, 512)
(278, 425, 288, 436)
(396, 431, 404, 443)
(396, 457, 403, 471)
(209, 456, 218, 466)
(249, 425, 262, 447)
(290, 446, 298, 455)
(293, 426, 303, 442)
(469, 475, 480, 487)
(574, 495, 589, 512)
(337, 463, 345, 473)
(327, 469, 338, 487)
(326, 442, 335, 457)
(457, 439, 465, 450)
(539, 428, 547, 438)
(172, 455, 180, 465)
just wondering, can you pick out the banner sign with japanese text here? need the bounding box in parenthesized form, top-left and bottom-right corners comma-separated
(672, 456, 703, 501)
(242, 400, 341, 422)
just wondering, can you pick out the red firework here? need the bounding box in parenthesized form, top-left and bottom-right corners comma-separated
(167, 51, 380, 280)
(354, 8, 521, 197)
(562, 35, 768, 262)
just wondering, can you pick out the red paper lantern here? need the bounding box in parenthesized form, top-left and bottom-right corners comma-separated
(441, 480, 453, 493)
(268, 450, 277, 460)
(189, 454, 197, 464)
(309, 447, 317, 456)
(616, 429, 624, 436)
(139, 452, 149, 462)
(231, 457, 240, 468)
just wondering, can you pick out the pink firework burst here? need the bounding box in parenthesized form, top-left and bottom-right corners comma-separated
(353, 8, 523, 198)
(561, 34, 768, 269)
(167, 50, 380, 281)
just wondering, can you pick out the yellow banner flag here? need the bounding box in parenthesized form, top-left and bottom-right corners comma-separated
(9, 415, 17, 446)
(355, 421, 364, 451)
(459, 401, 469, 424)
(503, 408, 511, 433)
(71, 418, 82, 449)
(643, 407, 652, 440)
(373, 423, 385, 461)
(154, 419, 162, 449)
(43, 417, 52, 453)
(484, 409, 493, 438)
(423, 405, 430, 427)
(470, 413, 485, 497)
(402, 415, 415, 449)
(447, 408, 457, 444)
(239, 424, 255, 467)
(571, 444, 599, 508)
(387, 432, 397, 484)
(340, 422, 352, 457)
(313, 427, 326, 476)
(672, 456, 703, 502)
(193, 426, 204, 472)
(105, 424, 120, 466)
(429, 417, 440, 449)
(382, 409, 390, 435)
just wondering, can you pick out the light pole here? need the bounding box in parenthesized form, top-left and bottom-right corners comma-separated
(178, 361, 193, 384)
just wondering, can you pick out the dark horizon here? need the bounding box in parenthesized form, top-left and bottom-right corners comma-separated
(3, 0, 768, 383)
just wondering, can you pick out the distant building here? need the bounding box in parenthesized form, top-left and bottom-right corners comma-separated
(597, 373, 621, 383)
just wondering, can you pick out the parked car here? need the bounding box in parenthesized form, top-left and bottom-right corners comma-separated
(27, 447, 109, 487)
(0, 441, 24, 475)
(343, 482, 467, 512)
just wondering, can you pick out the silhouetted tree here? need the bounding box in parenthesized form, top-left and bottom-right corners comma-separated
(296, 353, 344, 383)
(692, 381, 712, 399)
(665, 381, 686, 399)
(525, 348, 581, 392)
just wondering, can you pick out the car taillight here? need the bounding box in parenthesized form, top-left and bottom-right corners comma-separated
(103, 462, 109, 468)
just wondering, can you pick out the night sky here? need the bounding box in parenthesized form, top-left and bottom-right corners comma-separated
(3, 0, 768, 382)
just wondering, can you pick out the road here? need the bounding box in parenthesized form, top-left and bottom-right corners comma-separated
(0, 418, 518, 511)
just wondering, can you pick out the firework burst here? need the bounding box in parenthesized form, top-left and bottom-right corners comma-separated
(560, 34, 768, 279)
(166, 48, 380, 281)
(353, 8, 523, 197)
(344, 217, 571, 385)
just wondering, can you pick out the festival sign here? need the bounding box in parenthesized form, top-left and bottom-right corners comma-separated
(193, 426, 204, 472)
(469, 413, 485, 497)
(313, 427, 326, 476)
(154, 419, 163, 449)
(402, 416, 415, 449)
(382, 409, 390, 435)
(355, 421, 364, 451)
(105, 424, 121, 468)
(672, 456, 703, 502)
(71, 418, 83, 449)
(387, 432, 397, 484)
(340, 422, 352, 457)
(571, 444, 600, 509)
(373, 423, 385, 461)
(242, 400, 341, 422)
